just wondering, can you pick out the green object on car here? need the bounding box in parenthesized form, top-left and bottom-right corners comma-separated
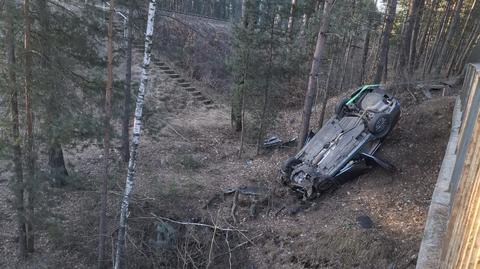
(346, 84, 381, 105)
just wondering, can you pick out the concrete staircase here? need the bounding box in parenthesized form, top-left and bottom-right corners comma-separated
(132, 40, 216, 110)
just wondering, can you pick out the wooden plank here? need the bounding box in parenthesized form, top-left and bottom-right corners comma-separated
(464, 167, 480, 267)
(457, 65, 479, 151)
(451, 67, 480, 195)
(456, 150, 480, 268)
(443, 110, 479, 266)
(441, 64, 480, 268)
(450, 119, 480, 267)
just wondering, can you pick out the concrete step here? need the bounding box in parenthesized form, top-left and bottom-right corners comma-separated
(179, 83, 191, 87)
(203, 100, 213, 105)
(169, 74, 180, 78)
(191, 91, 202, 96)
(164, 70, 175, 74)
(185, 87, 196, 92)
(206, 104, 216, 110)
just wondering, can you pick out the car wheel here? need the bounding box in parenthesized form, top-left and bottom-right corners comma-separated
(281, 157, 301, 177)
(335, 98, 349, 118)
(368, 113, 392, 138)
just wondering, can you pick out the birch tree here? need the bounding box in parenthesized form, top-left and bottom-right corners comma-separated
(297, 0, 334, 150)
(114, 0, 157, 268)
(287, 0, 297, 38)
(122, 3, 134, 162)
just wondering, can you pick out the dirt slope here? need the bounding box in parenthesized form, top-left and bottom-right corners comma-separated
(0, 44, 456, 268)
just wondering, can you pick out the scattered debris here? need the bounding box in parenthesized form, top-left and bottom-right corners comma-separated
(263, 136, 297, 149)
(224, 186, 270, 221)
(149, 221, 176, 249)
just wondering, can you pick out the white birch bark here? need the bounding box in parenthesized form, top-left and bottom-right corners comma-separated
(287, 0, 297, 37)
(114, 1, 157, 268)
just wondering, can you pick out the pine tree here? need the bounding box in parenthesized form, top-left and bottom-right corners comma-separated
(374, 0, 397, 84)
(298, 0, 334, 150)
(23, 0, 36, 253)
(98, 1, 115, 267)
(5, 0, 27, 258)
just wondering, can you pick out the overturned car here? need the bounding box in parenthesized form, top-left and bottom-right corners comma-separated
(281, 85, 401, 199)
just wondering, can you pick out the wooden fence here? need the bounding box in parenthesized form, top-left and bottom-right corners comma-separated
(441, 63, 480, 268)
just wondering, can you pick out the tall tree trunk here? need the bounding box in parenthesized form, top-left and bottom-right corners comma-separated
(339, 35, 352, 91)
(39, 0, 69, 186)
(256, 11, 275, 154)
(23, 0, 35, 254)
(424, 0, 453, 75)
(122, 4, 134, 162)
(297, 0, 334, 150)
(319, 58, 334, 128)
(408, 0, 425, 72)
(416, 0, 438, 69)
(454, 22, 480, 73)
(231, 0, 251, 132)
(98, 0, 115, 267)
(238, 87, 246, 158)
(374, 0, 397, 84)
(6, 0, 27, 258)
(399, 0, 423, 75)
(434, 0, 464, 74)
(114, 1, 157, 268)
(447, 0, 477, 76)
(48, 144, 68, 186)
(361, 20, 371, 84)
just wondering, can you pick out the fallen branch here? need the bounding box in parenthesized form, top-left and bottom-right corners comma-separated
(206, 210, 219, 269)
(212, 233, 264, 260)
(230, 190, 239, 224)
(149, 213, 247, 232)
(163, 121, 189, 142)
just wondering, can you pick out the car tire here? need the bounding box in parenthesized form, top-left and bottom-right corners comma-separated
(368, 113, 392, 138)
(335, 98, 349, 118)
(281, 157, 301, 177)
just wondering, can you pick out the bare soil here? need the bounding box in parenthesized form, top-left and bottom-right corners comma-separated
(0, 46, 456, 268)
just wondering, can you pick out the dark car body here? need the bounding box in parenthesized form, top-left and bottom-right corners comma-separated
(281, 85, 401, 199)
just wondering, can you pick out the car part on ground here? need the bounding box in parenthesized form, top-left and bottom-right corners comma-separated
(281, 84, 400, 199)
(263, 136, 297, 149)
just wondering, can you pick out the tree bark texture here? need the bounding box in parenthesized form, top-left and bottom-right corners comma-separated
(434, 0, 464, 74)
(115, 1, 157, 268)
(6, 0, 27, 258)
(297, 0, 334, 150)
(373, 0, 397, 84)
(23, 0, 35, 254)
(122, 4, 134, 162)
(98, 0, 115, 267)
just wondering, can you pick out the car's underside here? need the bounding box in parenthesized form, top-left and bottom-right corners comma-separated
(281, 85, 401, 199)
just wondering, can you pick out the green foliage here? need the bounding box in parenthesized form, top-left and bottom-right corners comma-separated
(229, 0, 294, 140)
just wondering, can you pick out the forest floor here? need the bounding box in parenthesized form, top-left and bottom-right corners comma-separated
(0, 43, 457, 268)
